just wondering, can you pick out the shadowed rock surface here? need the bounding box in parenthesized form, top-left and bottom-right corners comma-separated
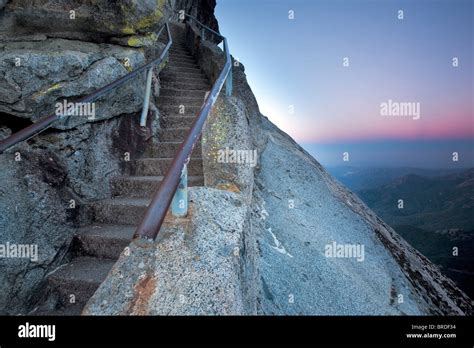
(0, 0, 217, 315)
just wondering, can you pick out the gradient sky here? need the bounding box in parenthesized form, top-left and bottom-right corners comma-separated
(215, 0, 473, 168)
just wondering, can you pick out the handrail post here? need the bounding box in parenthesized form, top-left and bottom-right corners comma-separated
(224, 40, 233, 97)
(140, 67, 153, 127)
(225, 68, 232, 97)
(171, 164, 188, 217)
(201, 27, 205, 41)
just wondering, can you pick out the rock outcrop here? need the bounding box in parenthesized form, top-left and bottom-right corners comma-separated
(0, 0, 219, 314)
(1, 1, 472, 316)
(0, 39, 146, 128)
(85, 21, 472, 315)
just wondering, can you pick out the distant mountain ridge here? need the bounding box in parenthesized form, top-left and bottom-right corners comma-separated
(357, 168, 474, 231)
(352, 168, 474, 299)
(328, 166, 468, 191)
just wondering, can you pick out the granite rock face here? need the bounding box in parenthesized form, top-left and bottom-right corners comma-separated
(84, 187, 254, 315)
(0, 38, 146, 128)
(250, 117, 471, 315)
(0, 113, 148, 314)
(1, 0, 219, 42)
(0, 0, 221, 315)
(202, 96, 255, 200)
(238, 67, 472, 315)
(4, 0, 170, 39)
(1, 0, 472, 316)
(186, 22, 473, 314)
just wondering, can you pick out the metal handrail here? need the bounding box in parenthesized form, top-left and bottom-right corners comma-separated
(0, 20, 174, 154)
(133, 13, 233, 241)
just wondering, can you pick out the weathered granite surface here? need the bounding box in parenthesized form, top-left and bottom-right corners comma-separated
(0, 0, 472, 316)
(0, 38, 146, 128)
(84, 187, 254, 315)
(0, 0, 222, 315)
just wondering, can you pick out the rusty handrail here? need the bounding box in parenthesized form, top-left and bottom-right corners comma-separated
(133, 14, 232, 241)
(0, 20, 174, 154)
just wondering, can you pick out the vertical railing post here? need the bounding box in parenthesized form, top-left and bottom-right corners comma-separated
(140, 67, 153, 127)
(171, 164, 188, 217)
(224, 40, 233, 97)
(225, 69, 233, 97)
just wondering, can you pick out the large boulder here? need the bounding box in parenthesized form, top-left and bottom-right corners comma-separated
(3, 0, 170, 39)
(1, 0, 219, 42)
(0, 38, 146, 129)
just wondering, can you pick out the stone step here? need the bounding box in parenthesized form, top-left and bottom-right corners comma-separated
(158, 96, 204, 108)
(160, 75, 208, 86)
(161, 115, 196, 128)
(47, 257, 115, 310)
(162, 63, 202, 71)
(170, 40, 187, 46)
(159, 104, 202, 116)
(135, 157, 203, 176)
(159, 38, 186, 45)
(34, 304, 83, 316)
(158, 127, 190, 141)
(160, 69, 205, 80)
(91, 197, 151, 225)
(160, 73, 207, 84)
(160, 80, 209, 90)
(144, 141, 201, 157)
(167, 61, 201, 69)
(111, 175, 204, 198)
(169, 49, 191, 56)
(169, 52, 194, 60)
(170, 44, 188, 50)
(171, 56, 196, 64)
(74, 224, 134, 259)
(160, 65, 207, 76)
(160, 88, 207, 98)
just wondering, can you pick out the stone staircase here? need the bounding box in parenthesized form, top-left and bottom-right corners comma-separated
(33, 24, 209, 315)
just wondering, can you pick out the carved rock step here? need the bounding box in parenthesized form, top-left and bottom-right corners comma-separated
(160, 115, 197, 128)
(169, 51, 194, 59)
(90, 198, 151, 225)
(160, 88, 207, 98)
(158, 96, 204, 108)
(160, 69, 206, 80)
(160, 80, 209, 90)
(111, 175, 204, 198)
(46, 257, 115, 312)
(158, 127, 190, 141)
(160, 68, 209, 84)
(135, 157, 203, 176)
(167, 60, 201, 68)
(160, 105, 203, 116)
(143, 141, 201, 157)
(169, 56, 196, 64)
(74, 224, 135, 259)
